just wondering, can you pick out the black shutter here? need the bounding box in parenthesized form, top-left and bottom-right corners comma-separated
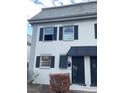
(94, 24, 97, 39)
(74, 25, 78, 40)
(59, 55, 68, 69)
(59, 27, 63, 40)
(39, 28, 43, 41)
(36, 56, 40, 68)
(50, 56, 55, 68)
(53, 27, 57, 40)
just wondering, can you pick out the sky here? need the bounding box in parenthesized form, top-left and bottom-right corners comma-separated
(27, 0, 96, 36)
(27, 0, 41, 36)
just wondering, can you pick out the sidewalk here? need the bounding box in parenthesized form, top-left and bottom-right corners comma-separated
(27, 84, 97, 93)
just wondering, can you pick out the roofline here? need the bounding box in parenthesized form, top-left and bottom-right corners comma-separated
(28, 13, 96, 22)
(29, 13, 97, 24)
(42, 1, 97, 10)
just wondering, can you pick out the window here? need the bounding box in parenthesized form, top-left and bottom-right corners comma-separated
(40, 56, 51, 67)
(63, 26, 74, 40)
(36, 55, 55, 68)
(59, 25, 78, 40)
(44, 27, 54, 41)
(39, 27, 57, 41)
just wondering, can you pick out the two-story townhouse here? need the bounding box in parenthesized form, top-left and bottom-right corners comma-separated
(28, 1, 97, 92)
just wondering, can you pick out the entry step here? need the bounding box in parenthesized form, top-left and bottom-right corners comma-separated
(70, 84, 97, 92)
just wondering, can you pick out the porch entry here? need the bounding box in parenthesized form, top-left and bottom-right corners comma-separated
(67, 46, 97, 86)
(72, 56, 85, 85)
(90, 56, 97, 86)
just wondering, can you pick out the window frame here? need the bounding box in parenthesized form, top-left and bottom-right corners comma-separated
(63, 26, 74, 41)
(40, 54, 52, 68)
(43, 27, 54, 41)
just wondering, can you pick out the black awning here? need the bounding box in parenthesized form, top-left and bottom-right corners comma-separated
(67, 46, 97, 56)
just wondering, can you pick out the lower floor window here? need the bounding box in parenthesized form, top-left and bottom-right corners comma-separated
(41, 56, 51, 67)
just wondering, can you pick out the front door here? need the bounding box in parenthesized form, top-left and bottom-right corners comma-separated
(90, 56, 97, 86)
(72, 56, 85, 85)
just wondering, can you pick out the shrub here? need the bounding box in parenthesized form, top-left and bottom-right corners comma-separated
(49, 73, 70, 93)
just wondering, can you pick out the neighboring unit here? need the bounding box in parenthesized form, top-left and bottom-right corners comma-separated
(28, 1, 97, 92)
(27, 34, 32, 81)
(27, 34, 32, 64)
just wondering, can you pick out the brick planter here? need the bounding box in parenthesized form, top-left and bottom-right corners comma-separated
(49, 73, 70, 93)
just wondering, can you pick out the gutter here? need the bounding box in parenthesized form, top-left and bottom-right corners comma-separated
(28, 13, 97, 24)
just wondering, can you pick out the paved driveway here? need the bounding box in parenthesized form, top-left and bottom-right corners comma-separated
(27, 84, 96, 93)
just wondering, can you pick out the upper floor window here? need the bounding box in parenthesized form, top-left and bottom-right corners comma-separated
(39, 27, 57, 41)
(39, 25, 78, 41)
(44, 27, 54, 41)
(63, 26, 74, 40)
(59, 25, 78, 40)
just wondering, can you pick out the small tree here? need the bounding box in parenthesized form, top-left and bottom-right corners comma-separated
(28, 71, 39, 84)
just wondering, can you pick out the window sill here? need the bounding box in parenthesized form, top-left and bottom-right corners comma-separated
(62, 39, 75, 41)
(40, 67, 51, 69)
(40, 40, 56, 42)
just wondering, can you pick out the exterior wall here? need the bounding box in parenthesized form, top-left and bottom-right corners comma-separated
(27, 45, 31, 62)
(27, 34, 32, 63)
(30, 19, 97, 86)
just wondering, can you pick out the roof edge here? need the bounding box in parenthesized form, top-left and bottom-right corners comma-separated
(29, 14, 97, 24)
(28, 12, 96, 22)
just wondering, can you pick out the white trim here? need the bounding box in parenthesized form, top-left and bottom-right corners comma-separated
(84, 56, 91, 86)
(68, 56, 72, 84)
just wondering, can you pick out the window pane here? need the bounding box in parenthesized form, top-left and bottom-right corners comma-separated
(41, 56, 51, 67)
(44, 27, 54, 35)
(63, 26, 74, 40)
(44, 35, 53, 40)
(41, 61, 51, 66)
(64, 27, 73, 33)
(42, 56, 50, 61)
